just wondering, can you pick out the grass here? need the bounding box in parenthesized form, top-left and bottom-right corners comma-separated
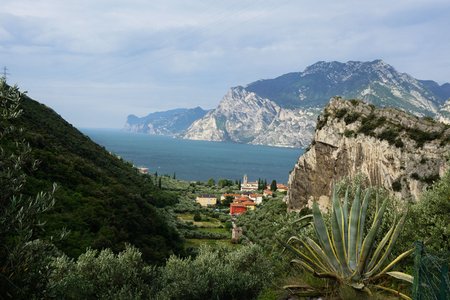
(197, 227, 229, 234)
(185, 239, 238, 248)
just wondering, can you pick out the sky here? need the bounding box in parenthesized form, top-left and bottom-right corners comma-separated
(1, 0, 450, 128)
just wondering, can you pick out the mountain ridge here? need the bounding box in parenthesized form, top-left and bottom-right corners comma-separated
(184, 60, 450, 147)
(125, 60, 450, 147)
(125, 106, 209, 136)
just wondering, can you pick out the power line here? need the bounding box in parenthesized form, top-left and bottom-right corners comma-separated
(2, 66, 10, 80)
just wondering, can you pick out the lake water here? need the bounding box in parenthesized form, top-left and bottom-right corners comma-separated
(81, 129, 304, 183)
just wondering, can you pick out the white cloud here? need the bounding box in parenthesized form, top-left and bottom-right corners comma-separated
(1, 0, 449, 127)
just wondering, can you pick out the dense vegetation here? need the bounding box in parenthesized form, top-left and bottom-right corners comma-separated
(4, 81, 183, 263)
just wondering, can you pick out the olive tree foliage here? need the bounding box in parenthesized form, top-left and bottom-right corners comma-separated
(399, 167, 450, 254)
(47, 245, 157, 299)
(155, 244, 274, 300)
(0, 78, 57, 298)
(47, 244, 274, 300)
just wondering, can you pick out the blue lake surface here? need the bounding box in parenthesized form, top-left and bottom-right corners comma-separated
(81, 129, 304, 183)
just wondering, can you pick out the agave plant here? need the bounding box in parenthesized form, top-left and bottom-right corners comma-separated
(282, 186, 414, 299)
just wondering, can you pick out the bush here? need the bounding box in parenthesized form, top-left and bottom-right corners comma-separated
(344, 129, 355, 138)
(398, 169, 450, 253)
(406, 128, 442, 148)
(358, 114, 386, 136)
(155, 245, 274, 299)
(377, 127, 399, 145)
(392, 179, 402, 192)
(344, 112, 360, 124)
(335, 108, 348, 119)
(48, 245, 157, 299)
(193, 213, 202, 222)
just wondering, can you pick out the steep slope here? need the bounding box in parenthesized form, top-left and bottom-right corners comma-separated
(125, 106, 208, 136)
(439, 99, 450, 124)
(185, 60, 450, 148)
(12, 95, 183, 263)
(286, 97, 450, 211)
(183, 86, 318, 147)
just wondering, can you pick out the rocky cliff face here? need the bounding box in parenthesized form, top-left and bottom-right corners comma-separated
(439, 99, 450, 124)
(183, 87, 318, 147)
(287, 97, 450, 211)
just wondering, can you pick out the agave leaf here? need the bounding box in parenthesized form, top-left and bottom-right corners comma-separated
(297, 238, 331, 273)
(365, 213, 407, 277)
(365, 220, 395, 272)
(348, 186, 361, 270)
(291, 259, 315, 273)
(331, 190, 350, 276)
(356, 198, 388, 276)
(371, 248, 414, 280)
(350, 282, 365, 290)
(357, 189, 371, 260)
(373, 284, 412, 300)
(283, 283, 314, 290)
(286, 236, 330, 273)
(343, 187, 349, 257)
(312, 201, 340, 272)
(306, 237, 337, 274)
(386, 271, 414, 284)
(280, 238, 324, 272)
(292, 214, 313, 224)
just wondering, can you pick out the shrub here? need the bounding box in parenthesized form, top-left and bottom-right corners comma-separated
(344, 112, 360, 124)
(48, 245, 156, 299)
(410, 173, 420, 180)
(358, 115, 386, 136)
(377, 127, 399, 145)
(399, 169, 450, 254)
(344, 129, 355, 138)
(335, 108, 348, 119)
(193, 213, 202, 222)
(155, 245, 274, 299)
(316, 111, 330, 130)
(406, 128, 442, 148)
(392, 179, 402, 192)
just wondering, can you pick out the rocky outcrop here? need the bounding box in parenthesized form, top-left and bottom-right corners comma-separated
(183, 87, 319, 148)
(287, 97, 450, 211)
(439, 99, 450, 124)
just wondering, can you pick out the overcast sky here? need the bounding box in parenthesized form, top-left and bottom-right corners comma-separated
(1, 0, 449, 128)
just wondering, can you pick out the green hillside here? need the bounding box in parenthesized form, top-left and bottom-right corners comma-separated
(11, 95, 183, 263)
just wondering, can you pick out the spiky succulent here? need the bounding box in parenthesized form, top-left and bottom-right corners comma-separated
(282, 186, 413, 299)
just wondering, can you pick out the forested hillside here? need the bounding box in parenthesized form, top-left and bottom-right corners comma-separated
(11, 94, 183, 263)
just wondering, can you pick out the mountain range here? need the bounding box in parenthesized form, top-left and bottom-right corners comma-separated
(125, 60, 450, 147)
(125, 107, 209, 136)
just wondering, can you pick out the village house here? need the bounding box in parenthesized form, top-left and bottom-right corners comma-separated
(137, 167, 149, 174)
(276, 183, 289, 192)
(196, 194, 217, 207)
(240, 174, 259, 191)
(229, 196, 256, 215)
(230, 202, 247, 215)
(249, 193, 263, 204)
(263, 189, 273, 197)
(220, 193, 241, 201)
